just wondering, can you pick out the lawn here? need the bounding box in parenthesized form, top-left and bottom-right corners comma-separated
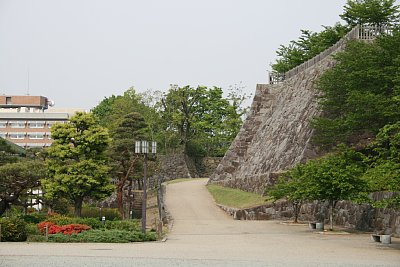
(206, 184, 269, 209)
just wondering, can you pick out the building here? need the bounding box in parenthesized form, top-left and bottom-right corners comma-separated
(0, 95, 81, 149)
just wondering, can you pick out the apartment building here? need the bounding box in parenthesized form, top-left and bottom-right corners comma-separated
(0, 95, 80, 149)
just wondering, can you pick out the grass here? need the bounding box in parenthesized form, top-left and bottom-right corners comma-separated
(206, 184, 269, 209)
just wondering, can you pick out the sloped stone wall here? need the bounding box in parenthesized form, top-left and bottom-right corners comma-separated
(209, 55, 337, 194)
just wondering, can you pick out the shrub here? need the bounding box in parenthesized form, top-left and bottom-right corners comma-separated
(26, 223, 41, 235)
(105, 219, 141, 232)
(20, 213, 47, 224)
(47, 229, 156, 243)
(37, 221, 90, 235)
(0, 217, 28, 241)
(70, 206, 121, 220)
(48, 224, 91, 235)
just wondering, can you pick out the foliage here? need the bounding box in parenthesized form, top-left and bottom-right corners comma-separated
(42, 112, 114, 217)
(20, 213, 47, 224)
(0, 160, 46, 216)
(0, 216, 27, 241)
(38, 222, 91, 235)
(162, 85, 247, 157)
(206, 184, 268, 209)
(44, 214, 103, 229)
(47, 229, 156, 243)
(108, 112, 147, 218)
(72, 206, 121, 221)
(266, 168, 310, 223)
(363, 122, 400, 207)
(312, 31, 400, 148)
(272, 24, 349, 73)
(104, 219, 141, 232)
(0, 137, 24, 165)
(340, 0, 400, 27)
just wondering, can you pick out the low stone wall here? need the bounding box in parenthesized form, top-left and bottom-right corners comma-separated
(217, 201, 400, 237)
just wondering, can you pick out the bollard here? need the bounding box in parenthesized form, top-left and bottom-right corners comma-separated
(381, 235, 391, 244)
(102, 216, 106, 226)
(45, 225, 48, 241)
(316, 222, 324, 231)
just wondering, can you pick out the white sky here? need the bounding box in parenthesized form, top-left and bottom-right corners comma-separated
(1, 0, 354, 109)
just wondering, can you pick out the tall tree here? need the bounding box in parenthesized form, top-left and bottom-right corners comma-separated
(42, 112, 113, 217)
(0, 160, 46, 215)
(340, 0, 400, 27)
(108, 112, 148, 218)
(363, 122, 400, 207)
(312, 31, 400, 148)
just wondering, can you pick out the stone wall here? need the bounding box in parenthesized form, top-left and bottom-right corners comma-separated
(217, 200, 400, 237)
(209, 54, 338, 193)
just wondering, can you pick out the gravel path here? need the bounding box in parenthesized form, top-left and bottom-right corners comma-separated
(1, 178, 399, 267)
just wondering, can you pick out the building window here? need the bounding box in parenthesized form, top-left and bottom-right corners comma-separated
(28, 133, 45, 140)
(0, 121, 6, 128)
(0, 133, 6, 139)
(9, 132, 25, 139)
(9, 121, 26, 128)
(26, 143, 45, 148)
(28, 121, 45, 128)
(46, 132, 52, 140)
(6, 97, 12, 104)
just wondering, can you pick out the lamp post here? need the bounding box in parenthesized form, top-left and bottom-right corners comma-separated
(135, 140, 157, 233)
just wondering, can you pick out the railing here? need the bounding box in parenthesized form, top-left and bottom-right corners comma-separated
(268, 25, 391, 84)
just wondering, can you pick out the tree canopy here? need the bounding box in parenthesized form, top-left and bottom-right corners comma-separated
(42, 112, 114, 217)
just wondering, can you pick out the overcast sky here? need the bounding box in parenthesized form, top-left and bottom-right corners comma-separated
(1, 0, 355, 109)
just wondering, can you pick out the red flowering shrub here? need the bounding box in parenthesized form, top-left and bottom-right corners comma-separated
(38, 221, 56, 234)
(38, 222, 91, 235)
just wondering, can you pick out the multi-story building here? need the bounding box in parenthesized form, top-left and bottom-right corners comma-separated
(0, 95, 81, 149)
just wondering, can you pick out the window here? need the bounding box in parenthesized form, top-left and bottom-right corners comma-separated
(0, 133, 6, 139)
(10, 121, 26, 128)
(9, 132, 25, 139)
(26, 143, 45, 148)
(28, 132, 44, 140)
(0, 121, 6, 128)
(28, 121, 45, 128)
(47, 132, 52, 140)
(6, 97, 12, 104)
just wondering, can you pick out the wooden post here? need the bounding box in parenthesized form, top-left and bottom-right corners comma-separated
(45, 225, 48, 241)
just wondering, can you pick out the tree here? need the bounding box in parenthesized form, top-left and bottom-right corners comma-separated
(0, 160, 46, 215)
(161, 85, 247, 157)
(300, 147, 368, 230)
(42, 112, 114, 217)
(272, 24, 349, 73)
(312, 30, 400, 148)
(108, 112, 148, 218)
(266, 167, 309, 223)
(340, 0, 400, 27)
(363, 122, 400, 207)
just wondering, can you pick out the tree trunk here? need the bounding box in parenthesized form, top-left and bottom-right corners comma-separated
(117, 158, 137, 220)
(329, 200, 334, 231)
(0, 200, 7, 216)
(74, 198, 83, 217)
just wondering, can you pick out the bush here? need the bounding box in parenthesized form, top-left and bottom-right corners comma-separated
(37, 221, 91, 235)
(79, 207, 121, 220)
(44, 214, 103, 229)
(0, 217, 27, 241)
(26, 223, 41, 235)
(47, 229, 156, 243)
(20, 213, 47, 224)
(105, 219, 141, 232)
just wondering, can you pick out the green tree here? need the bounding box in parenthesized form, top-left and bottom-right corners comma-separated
(42, 112, 113, 217)
(340, 0, 400, 27)
(0, 160, 46, 215)
(272, 24, 349, 73)
(363, 122, 400, 207)
(108, 112, 148, 218)
(161, 85, 247, 157)
(312, 31, 400, 148)
(300, 147, 368, 230)
(266, 167, 309, 223)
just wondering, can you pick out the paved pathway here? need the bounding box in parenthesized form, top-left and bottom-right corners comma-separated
(1, 179, 399, 266)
